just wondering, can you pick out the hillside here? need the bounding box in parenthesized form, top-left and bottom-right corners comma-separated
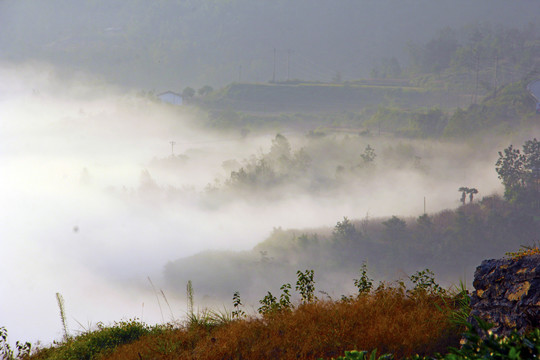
(2, 0, 539, 89)
(199, 78, 539, 138)
(164, 194, 540, 305)
(198, 82, 466, 113)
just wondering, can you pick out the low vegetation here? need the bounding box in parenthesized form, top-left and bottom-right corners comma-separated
(3, 264, 539, 360)
(1, 269, 462, 360)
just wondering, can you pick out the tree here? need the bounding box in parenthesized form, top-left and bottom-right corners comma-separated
(269, 133, 291, 161)
(361, 144, 376, 164)
(182, 86, 196, 99)
(495, 138, 540, 201)
(459, 186, 478, 203)
(332, 217, 358, 241)
(382, 215, 407, 242)
(468, 188, 478, 202)
(458, 187, 469, 205)
(407, 27, 458, 74)
(197, 85, 213, 96)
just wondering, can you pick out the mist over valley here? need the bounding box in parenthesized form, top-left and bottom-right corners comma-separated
(1, 0, 540, 352)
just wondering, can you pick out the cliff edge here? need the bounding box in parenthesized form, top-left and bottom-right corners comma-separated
(470, 254, 540, 336)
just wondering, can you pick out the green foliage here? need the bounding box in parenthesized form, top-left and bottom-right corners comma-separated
(257, 282, 294, 315)
(231, 291, 246, 319)
(409, 23, 540, 94)
(328, 349, 394, 360)
(446, 281, 471, 329)
(353, 262, 373, 295)
(0, 326, 31, 360)
(279, 283, 293, 309)
(186, 308, 231, 331)
(257, 272, 314, 315)
(496, 138, 540, 204)
(296, 269, 316, 304)
(444, 81, 536, 138)
(328, 317, 540, 360)
(411, 317, 540, 359)
(410, 107, 448, 138)
(36, 320, 157, 360)
(409, 269, 446, 295)
(258, 291, 279, 315)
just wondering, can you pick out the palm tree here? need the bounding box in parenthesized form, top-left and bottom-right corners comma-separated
(468, 188, 479, 202)
(458, 187, 469, 205)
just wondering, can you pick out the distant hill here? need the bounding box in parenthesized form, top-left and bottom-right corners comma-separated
(1, 0, 538, 89)
(443, 80, 538, 137)
(200, 82, 463, 112)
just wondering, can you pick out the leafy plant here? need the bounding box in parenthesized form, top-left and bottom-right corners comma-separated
(258, 291, 279, 315)
(279, 283, 293, 309)
(495, 138, 540, 203)
(257, 282, 294, 315)
(328, 349, 394, 360)
(353, 262, 373, 295)
(231, 291, 246, 319)
(410, 316, 540, 359)
(34, 319, 157, 360)
(296, 269, 316, 304)
(0, 327, 31, 360)
(409, 269, 446, 295)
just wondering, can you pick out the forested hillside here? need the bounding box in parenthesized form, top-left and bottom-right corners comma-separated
(1, 0, 539, 89)
(164, 138, 540, 304)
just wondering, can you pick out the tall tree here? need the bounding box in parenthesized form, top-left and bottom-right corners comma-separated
(495, 138, 540, 203)
(467, 188, 478, 202)
(458, 186, 470, 205)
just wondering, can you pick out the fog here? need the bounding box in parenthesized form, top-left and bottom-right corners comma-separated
(2, 0, 539, 348)
(0, 63, 515, 345)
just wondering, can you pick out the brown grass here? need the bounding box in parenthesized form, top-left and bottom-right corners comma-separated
(103, 288, 461, 360)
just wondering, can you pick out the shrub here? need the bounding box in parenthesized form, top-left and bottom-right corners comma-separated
(32, 320, 159, 360)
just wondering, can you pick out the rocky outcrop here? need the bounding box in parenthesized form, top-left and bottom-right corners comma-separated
(470, 254, 540, 336)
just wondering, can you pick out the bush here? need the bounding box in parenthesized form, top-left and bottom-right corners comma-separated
(32, 320, 159, 360)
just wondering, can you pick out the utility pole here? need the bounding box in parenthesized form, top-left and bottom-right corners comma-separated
(286, 49, 293, 81)
(170, 141, 176, 156)
(494, 53, 499, 96)
(473, 48, 480, 104)
(272, 48, 276, 83)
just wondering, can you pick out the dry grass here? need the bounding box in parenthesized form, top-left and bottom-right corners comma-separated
(506, 246, 540, 260)
(104, 288, 461, 360)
